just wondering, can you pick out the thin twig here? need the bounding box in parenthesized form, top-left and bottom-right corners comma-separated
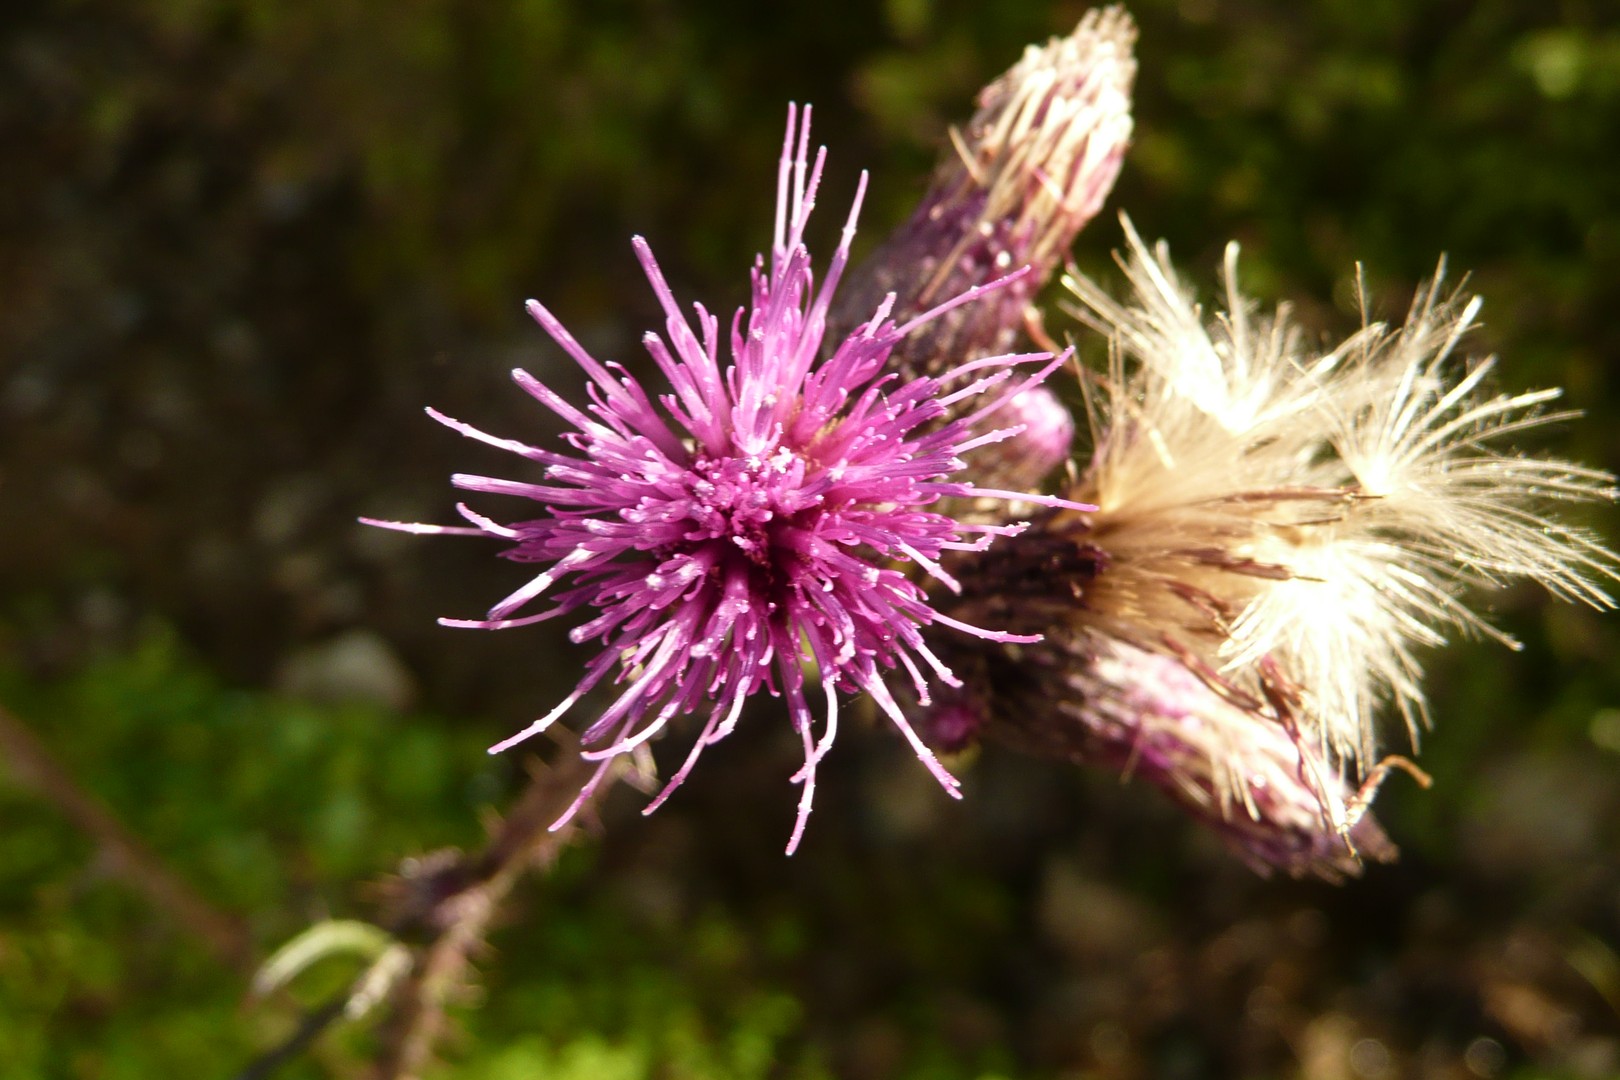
(234, 994, 351, 1080)
(373, 750, 605, 1080)
(0, 701, 253, 969)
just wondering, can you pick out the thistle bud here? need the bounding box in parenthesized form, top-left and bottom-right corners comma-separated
(832, 7, 1136, 490)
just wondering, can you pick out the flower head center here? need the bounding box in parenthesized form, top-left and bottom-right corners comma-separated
(685, 446, 814, 568)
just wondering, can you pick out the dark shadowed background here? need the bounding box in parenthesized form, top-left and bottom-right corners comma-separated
(3, 0, 1619, 1077)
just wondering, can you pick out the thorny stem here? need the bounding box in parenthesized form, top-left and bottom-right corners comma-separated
(374, 748, 606, 1080)
(0, 701, 253, 969)
(233, 745, 612, 1080)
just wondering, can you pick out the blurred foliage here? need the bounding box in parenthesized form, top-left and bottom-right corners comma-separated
(0, 631, 843, 1079)
(4, 0, 1620, 1076)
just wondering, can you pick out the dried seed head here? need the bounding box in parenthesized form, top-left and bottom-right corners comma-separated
(932, 217, 1617, 876)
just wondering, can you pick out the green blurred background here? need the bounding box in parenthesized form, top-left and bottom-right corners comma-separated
(3, 0, 1619, 1077)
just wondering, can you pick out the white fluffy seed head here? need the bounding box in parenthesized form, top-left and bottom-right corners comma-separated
(1061, 215, 1619, 773)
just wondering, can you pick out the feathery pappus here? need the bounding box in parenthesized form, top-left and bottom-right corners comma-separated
(927, 216, 1618, 878)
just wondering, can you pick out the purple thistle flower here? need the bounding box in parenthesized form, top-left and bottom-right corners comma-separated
(365, 106, 1092, 853)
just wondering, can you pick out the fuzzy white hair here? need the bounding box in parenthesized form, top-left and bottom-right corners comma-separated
(1063, 216, 1617, 773)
